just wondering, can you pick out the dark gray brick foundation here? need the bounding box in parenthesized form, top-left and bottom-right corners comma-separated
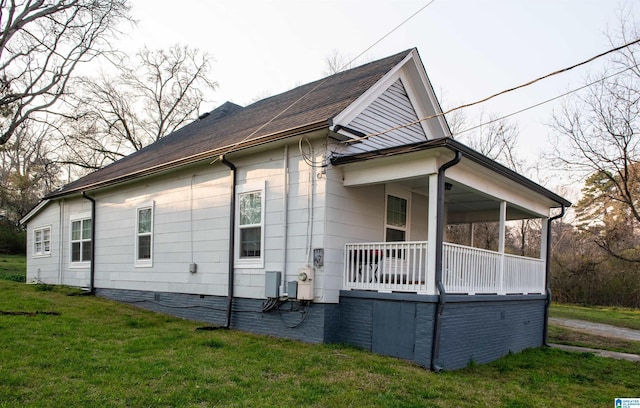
(97, 288, 338, 344)
(97, 288, 546, 370)
(338, 291, 546, 370)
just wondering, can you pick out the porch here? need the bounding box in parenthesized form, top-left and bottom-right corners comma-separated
(343, 241, 545, 295)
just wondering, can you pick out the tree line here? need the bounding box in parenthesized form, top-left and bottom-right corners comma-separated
(1, 1, 640, 307)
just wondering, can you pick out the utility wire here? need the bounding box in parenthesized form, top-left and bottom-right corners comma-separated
(454, 63, 640, 137)
(345, 37, 640, 144)
(219, 0, 437, 157)
(336, 0, 437, 73)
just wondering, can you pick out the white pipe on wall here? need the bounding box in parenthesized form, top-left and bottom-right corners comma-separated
(281, 144, 289, 296)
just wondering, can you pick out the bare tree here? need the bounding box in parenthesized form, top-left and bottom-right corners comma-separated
(59, 44, 218, 170)
(550, 17, 640, 262)
(453, 110, 523, 171)
(0, 119, 59, 220)
(324, 49, 352, 76)
(447, 107, 545, 256)
(0, 0, 132, 146)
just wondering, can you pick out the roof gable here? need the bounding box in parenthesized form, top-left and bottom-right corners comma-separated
(331, 48, 451, 154)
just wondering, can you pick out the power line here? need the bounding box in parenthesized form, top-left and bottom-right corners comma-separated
(336, 0, 437, 73)
(454, 63, 640, 137)
(345, 37, 640, 144)
(219, 0, 437, 157)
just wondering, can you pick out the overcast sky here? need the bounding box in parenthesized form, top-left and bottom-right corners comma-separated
(114, 0, 640, 193)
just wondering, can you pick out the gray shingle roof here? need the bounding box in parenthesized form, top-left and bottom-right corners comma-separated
(48, 49, 412, 198)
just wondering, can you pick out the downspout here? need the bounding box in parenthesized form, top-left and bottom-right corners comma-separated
(58, 199, 64, 285)
(431, 150, 462, 372)
(81, 192, 96, 294)
(220, 155, 237, 328)
(543, 205, 565, 346)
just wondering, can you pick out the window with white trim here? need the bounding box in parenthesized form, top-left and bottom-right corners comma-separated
(386, 194, 408, 242)
(33, 226, 51, 256)
(236, 183, 265, 267)
(71, 217, 92, 263)
(136, 202, 154, 266)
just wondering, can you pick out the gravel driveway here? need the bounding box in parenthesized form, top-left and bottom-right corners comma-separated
(548, 318, 640, 361)
(549, 317, 640, 341)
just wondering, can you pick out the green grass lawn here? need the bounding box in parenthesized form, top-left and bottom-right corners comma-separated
(0, 254, 26, 282)
(0, 279, 638, 407)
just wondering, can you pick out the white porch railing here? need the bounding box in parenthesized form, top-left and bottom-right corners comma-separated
(343, 241, 545, 295)
(344, 242, 429, 293)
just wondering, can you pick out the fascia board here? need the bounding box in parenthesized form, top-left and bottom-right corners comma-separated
(331, 52, 413, 127)
(339, 149, 445, 186)
(20, 199, 51, 225)
(445, 161, 558, 217)
(400, 49, 452, 138)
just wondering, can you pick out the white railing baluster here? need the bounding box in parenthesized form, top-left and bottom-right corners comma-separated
(343, 241, 544, 295)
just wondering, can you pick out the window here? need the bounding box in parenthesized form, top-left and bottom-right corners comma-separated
(71, 217, 92, 263)
(236, 183, 265, 267)
(136, 202, 154, 266)
(386, 194, 408, 242)
(34, 226, 51, 256)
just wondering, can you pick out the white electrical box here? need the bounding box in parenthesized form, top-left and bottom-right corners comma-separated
(296, 265, 314, 300)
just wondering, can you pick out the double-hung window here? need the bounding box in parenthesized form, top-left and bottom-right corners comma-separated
(236, 183, 265, 267)
(385, 193, 409, 242)
(71, 217, 92, 264)
(136, 202, 154, 267)
(34, 226, 51, 256)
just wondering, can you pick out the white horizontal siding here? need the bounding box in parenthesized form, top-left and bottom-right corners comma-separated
(323, 165, 386, 303)
(342, 79, 427, 154)
(24, 138, 333, 302)
(25, 203, 61, 284)
(90, 165, 233, 295)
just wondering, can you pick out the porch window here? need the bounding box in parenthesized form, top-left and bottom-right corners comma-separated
(136, 202, 154, 266)
(386, 195, 407, 242)
(33, 226, 51, 256)
(71, 217, 92, 264)
(236, 182, 265, 267)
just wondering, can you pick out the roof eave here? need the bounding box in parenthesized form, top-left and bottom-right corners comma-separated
(20, 199, 51, 225)
(46, 120, 330, 199)
(331, 138, 572, 208)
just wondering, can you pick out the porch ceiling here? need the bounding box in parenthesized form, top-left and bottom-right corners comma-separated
(397, 178, 541, 223)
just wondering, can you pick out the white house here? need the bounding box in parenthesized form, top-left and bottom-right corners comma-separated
(21, 48, 570, 370)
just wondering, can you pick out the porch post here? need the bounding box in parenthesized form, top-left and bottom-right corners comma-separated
(540, 217, 549, 292)
(468, 222, 474, 247)
(426, 173, 439, 294)
(540, 217, 549, 262)
(498, 201, 506, 295)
